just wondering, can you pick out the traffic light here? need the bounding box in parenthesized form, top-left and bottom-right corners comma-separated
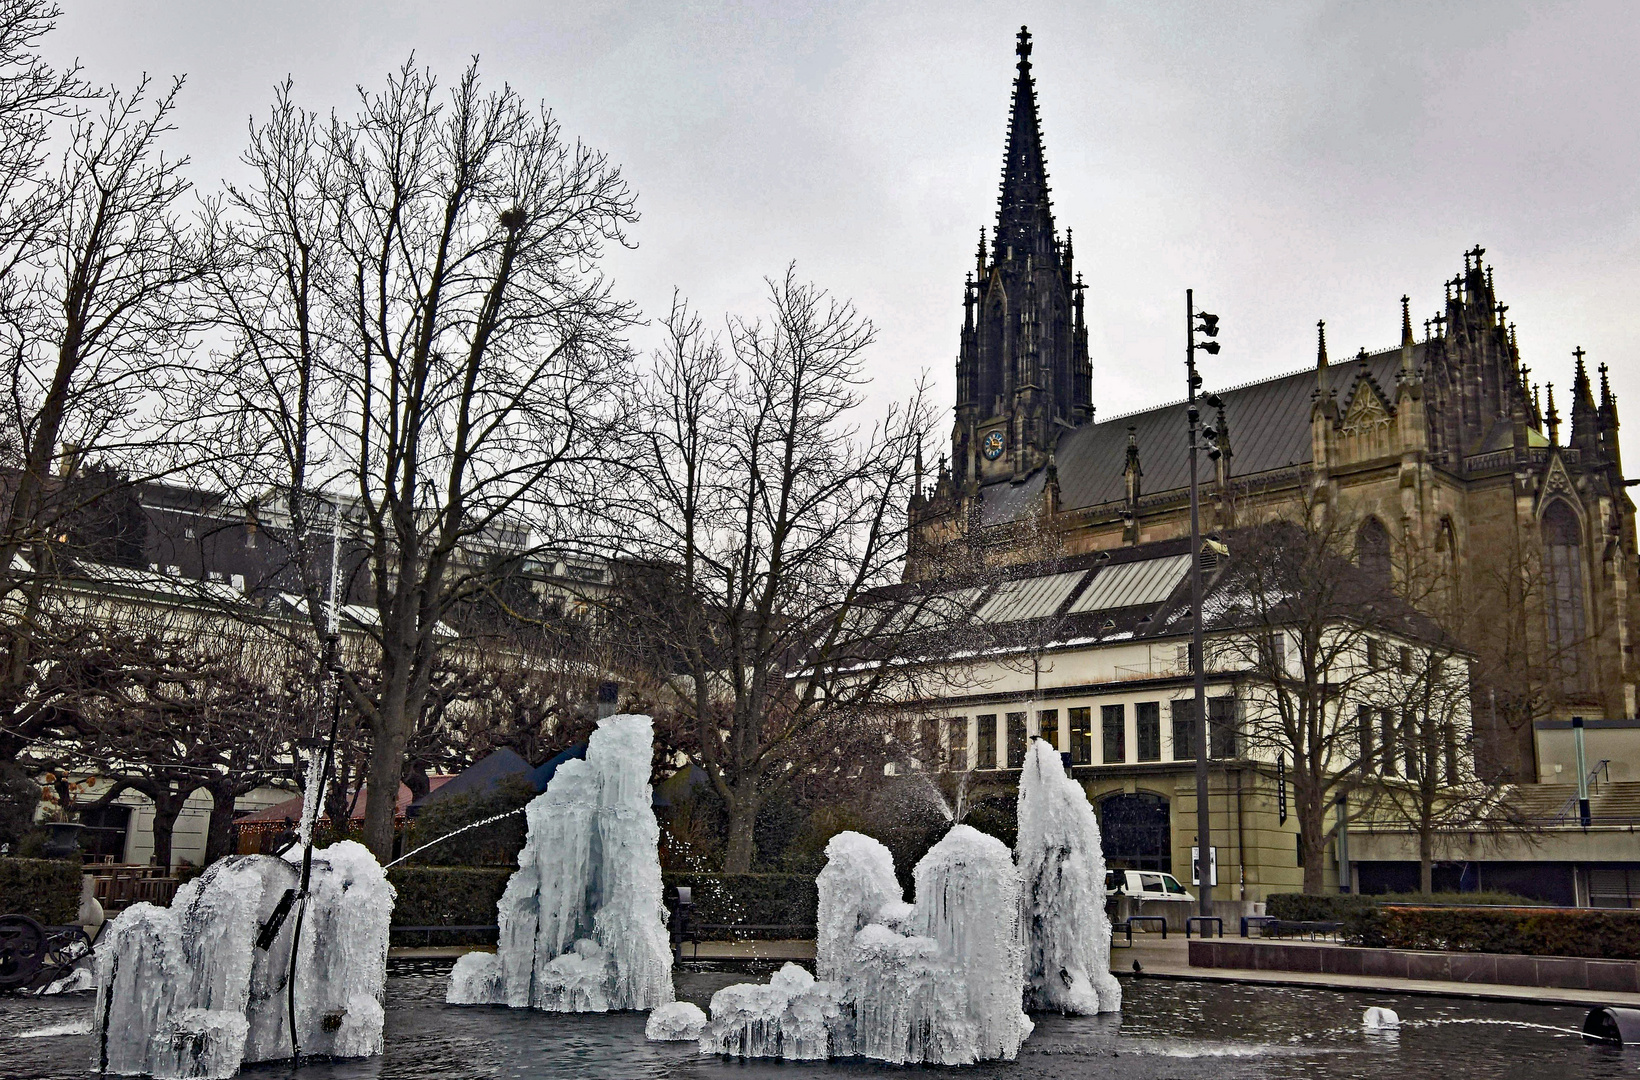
(1196, 311, 1219, 337)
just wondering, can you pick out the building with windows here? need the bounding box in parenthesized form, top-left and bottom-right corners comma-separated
(907, 27, 1637, 785)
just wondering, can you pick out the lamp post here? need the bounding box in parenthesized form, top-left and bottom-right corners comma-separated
(1186, 289, 1221, 919)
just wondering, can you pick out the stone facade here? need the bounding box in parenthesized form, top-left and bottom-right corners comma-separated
(910, 31, 1638, 782)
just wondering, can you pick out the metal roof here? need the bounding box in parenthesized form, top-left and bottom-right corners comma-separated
(978, 349, 1411, 523)
(1066, 554, 1192, 614)
(975, 571, 1086, 623)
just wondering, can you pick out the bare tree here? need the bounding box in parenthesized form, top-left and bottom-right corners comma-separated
(0, 17, 214, 765)
(623, 275, 963, 872)
(1210, 509, 1454, 892)
(206, 59, 639, 859)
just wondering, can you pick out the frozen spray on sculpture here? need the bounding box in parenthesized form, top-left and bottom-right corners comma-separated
(93, 842, 394, 1080)
(693, 826, 1032, 1066)
(1016, 738, 1122, 1014)
(446, 713, 673, 1011)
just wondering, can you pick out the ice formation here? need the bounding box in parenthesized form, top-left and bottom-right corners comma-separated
(701, 826, 1032, 1067)
(92, 841, 393, 1079)
(644, 1001, 708, 1041)
(446, 713, 673, 1012)
(1015, 738, 1122, 1014)
(813, 832, 902, 981)
(698, 962, 852, 1060)
(1363, 1006, 1401, 1031)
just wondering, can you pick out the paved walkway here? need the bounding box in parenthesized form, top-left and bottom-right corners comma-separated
(1114, 933, 1640, 1008)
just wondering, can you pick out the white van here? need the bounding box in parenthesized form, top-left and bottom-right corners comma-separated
(1105, 869, 1195, 903)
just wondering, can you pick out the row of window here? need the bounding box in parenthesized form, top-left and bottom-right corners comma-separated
(929, 698, 1240, 771)
(1355, 705, 1460, 783)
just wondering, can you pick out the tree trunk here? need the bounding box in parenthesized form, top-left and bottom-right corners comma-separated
(722, 791, 761, 873)
(1419, 829, 1435, 894)
(148, 789, 184, 871)
(1299, 797, 1327, 893)
(204, 783, 237, 865)
(362, 706, 410, 862)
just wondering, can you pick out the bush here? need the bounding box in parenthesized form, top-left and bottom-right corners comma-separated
(665, 873, 817, 932)
(1376, 905, 1640, 959)
(1265, 891, 1537, 921)
(387, 866, 511, 928)
(405, 775, 536, 866)
(0, 857, 81, 924)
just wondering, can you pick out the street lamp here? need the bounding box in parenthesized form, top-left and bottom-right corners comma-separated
(1186, 289, 1221, 919)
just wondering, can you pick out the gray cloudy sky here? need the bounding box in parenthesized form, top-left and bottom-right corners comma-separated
(53, 1, 1640, 461)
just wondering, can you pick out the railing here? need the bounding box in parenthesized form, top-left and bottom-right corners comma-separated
(91, 866, 180, 910)
(1464, 447, 1580, 474)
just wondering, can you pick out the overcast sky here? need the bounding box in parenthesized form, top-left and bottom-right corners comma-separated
(52, 1, 1640, 463)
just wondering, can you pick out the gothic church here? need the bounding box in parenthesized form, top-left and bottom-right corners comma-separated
(908, 28, 1637, 779)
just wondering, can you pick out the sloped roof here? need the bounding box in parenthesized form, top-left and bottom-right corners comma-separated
(979, 348, 1410, 525)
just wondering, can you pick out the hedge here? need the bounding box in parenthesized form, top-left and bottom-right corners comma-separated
(384, 867, 820, 940)
(665, 873, 818, 931)
(0, 857, 81, 924)
(1372, 906, 1640, 959)
(1265, 892, 1535, 923)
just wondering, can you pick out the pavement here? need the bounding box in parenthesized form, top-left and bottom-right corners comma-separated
(390, 933, 1640, 1007)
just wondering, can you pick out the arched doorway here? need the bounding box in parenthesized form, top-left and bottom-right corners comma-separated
(1099, 792, 1172, 873)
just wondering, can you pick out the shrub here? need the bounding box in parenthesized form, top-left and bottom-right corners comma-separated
(665, 873, 817, 933)
(387, 866, 511, 928)
(405, 775, 536, 866)
(0, 857, 81, 925)
(1377, 905, 1640, 959)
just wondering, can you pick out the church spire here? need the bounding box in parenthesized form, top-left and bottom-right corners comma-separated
(994, 26, 1056, 269)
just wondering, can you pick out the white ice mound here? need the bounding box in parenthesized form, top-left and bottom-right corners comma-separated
(1363, 1006, 1400, 1030)
(706, 825, 1032, 1066)
(645, 1000, 708, 1041)
(814, 831, 902, 981)
(1016, 739, 1122, 1015)
(444, 713, 674, 1011)
(93, 843, 393, 1079)
(698, 962, 852, 1060)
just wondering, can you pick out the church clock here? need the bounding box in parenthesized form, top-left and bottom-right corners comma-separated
(982, 429, 1006, 461)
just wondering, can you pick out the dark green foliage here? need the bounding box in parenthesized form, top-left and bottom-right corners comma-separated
(962, 792, 1018, 850)
(405, 775, 536, 866)
(0, 857, 81, 924)
(383, 865, 820, 941)
(1264, 892, 1639, 957)
(0, 762, 43, 851)
(751, 797, 806, 871)
(387, 866, 511, 927)
(666, 873, 817, 932)
(1374, 905, 1640, 959)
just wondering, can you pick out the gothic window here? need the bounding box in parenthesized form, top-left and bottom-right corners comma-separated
(1436, 517, 1458, 613)
(1356, 517, 1392, 588)
(1542, 501, 1589, 689)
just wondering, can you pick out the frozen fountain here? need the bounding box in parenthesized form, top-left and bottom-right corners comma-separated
(1016, 738, 1122, 1014)
(446, 713, 674, 1012)
(691, 825, 1034, 1065)
(92, 841, 393, 1080)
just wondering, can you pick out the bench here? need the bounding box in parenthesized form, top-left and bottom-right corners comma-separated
(1185, 915, 1222, 939)
(1241, 915, 1279, 937)
(674, 922, 818, 959)
(1121, 915, 1169, 942)
(1268, 919, 1342, 941)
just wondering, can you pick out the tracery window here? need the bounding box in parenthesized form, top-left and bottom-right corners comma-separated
(1542, 501, 1589, 690)
(1356, 517, 1392, 589)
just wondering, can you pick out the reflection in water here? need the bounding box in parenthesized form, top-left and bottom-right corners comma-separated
(0, 960, 1624, 1080)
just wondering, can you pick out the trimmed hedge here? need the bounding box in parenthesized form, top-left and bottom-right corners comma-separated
(1373, 905, 1640, 959)
(387, 866, 511, 928)
(1265, 892, 1535, 922)
(0, 857, 81, 924)
(384, 867, 820, 941)
(665, 873, 818, 932)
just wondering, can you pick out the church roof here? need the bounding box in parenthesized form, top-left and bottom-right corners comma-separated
(979, 347, 1412, 525)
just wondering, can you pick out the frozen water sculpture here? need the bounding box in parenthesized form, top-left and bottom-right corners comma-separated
(93, 841, 393, 1079)
(700, 826, 1032, 1067)
(1016, 739, 1122, 1015)
(645, 1001, 708, 1041)
(446, 713, 673, 1012)
(698, 962, 852, 1060)
(813, 831, 901, 981)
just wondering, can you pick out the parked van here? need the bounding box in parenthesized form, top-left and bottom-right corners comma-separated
(1105, 869, 1194, 903)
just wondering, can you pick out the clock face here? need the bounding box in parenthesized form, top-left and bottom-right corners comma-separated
(982, 430, 1006, 461)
